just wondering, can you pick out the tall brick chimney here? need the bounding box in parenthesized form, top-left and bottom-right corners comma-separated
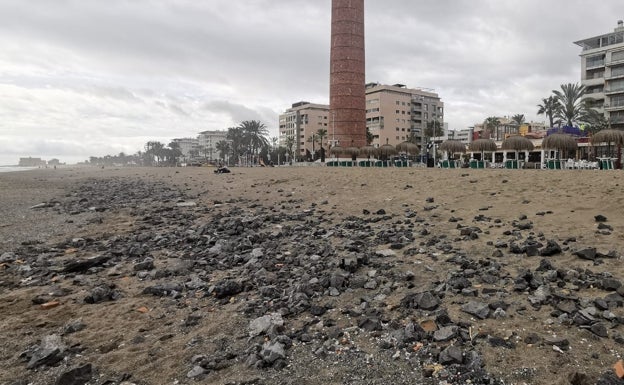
(329, 0, 366, 149)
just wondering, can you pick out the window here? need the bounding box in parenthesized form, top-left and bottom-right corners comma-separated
(402, 102, 406, 106)
(402, 111, 405, 114)
(587, 54, 605, 68)
(396, 136, 400, 140)
(396, 127, 400, 131)
(396, 101, 400, 105)
(396, 110, 400, 114)
(396, 119, 400, 122)
(613, 50, 624, 62)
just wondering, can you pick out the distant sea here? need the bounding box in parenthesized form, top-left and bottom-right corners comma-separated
(0, 166, 38, 173)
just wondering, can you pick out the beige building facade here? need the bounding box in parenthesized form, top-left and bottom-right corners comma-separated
(365, 83, 443, 150)
(278, 101, 330, 159)
(171, 137, 199, 162)
(279, 84, 445, 158)
(575, 20, 624, 129)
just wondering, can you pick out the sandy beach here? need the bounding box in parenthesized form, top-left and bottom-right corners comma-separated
(1, 165, 624, 385)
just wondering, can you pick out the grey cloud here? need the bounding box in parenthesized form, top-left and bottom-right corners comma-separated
(203, 100, 278, 129)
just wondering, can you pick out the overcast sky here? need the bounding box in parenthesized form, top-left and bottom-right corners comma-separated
(0, 0, 621, 165)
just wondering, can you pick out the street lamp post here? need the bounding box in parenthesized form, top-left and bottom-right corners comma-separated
(331, 111, 336, 148)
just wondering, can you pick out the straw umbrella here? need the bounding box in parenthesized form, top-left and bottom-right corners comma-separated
(359, 145, 378, 160)
(396, 141, 419, 155)
(502, 135, 534, 167)
(468, 138, 497, 161)
(343, 142, 360, 162)
(591, 129, 624, 168)
(329, 144, 344, 162)
(439, 140, 466, 160)
(541, 133, 578, 161)
(379, 139, 397, 162)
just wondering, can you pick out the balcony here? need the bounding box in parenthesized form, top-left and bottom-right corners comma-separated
(605, 87, 624, 95)
(605, 102, 624, 111)
(583, 77, 604, 86)
(587, 61, 605, 69)
(607, 58, 624, 67)
(606, 72, 624, 80)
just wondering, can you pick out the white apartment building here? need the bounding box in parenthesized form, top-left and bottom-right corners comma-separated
(171, 137, 199, 162)
(575, 20, 624, 129)
(197, 130, 228, 161)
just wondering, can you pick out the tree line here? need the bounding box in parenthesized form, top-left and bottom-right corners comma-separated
(86, 120, 288, 167)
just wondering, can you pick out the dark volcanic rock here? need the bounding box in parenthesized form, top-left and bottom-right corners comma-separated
(213, 280, 243, 299)
(574, 248, 597, 261)
(439, 345, 463, 365)
(55, 364, 92, 385)
(142, 283, 184, 297)
(594, 215, 608, 222)
(461, 301, 490, 319)
(84, 284, 121, 304)
(26, 334, 66, 369)
(539, 240, 561, 256)
(62, 255, 110, 273)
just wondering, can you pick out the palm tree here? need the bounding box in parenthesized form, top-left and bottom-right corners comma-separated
(366, 127, 375, 145)
(145, 141, 165, 165)
(425, 120, 443, 138)
(284, 135, 295, 164)
(511, 114, 525, 127)
(239, 120, 269, 164)
(537, 96, 560, 128)
(582, 108, 610, 134)
(553, 83, 589, 127)
(227, 127, 244, 165)
(167, 141, 182, 166)
(215, 140, 231, 164)
(483, 117, 500, 139)
(316, 128, 328, 162)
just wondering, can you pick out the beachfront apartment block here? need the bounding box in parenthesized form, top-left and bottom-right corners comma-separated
(197, 130, 227, 161)
(171, 137, 199, 162)
(279, 84, 444, 159)
(575, 20, 624, 129)
(365, 83, 443, 151)
(278, 102, 330, 160)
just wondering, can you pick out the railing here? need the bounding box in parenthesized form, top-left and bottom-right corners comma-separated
(605, 88, 624, 95)
(587, 60, 606, 68)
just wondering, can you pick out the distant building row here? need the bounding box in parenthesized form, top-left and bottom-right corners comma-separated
(171, 130, 227, 163)
(18, 157, 62, 167)
(279, 83, 445, 159)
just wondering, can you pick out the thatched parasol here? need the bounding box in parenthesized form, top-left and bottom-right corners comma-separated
(542, 133, 578, 160)
(395, 141, 419, 155)
(359, 145, 378, 159)
(329, 145, 344, 160)
(468, 139, 497, 161)
(591, 129, 624, 168)
(591, 129, 624, 156)
(439, 140, 466, 158)
(378, 143, 397, 161)
(502, 135, 534, 151)
(343, 145, 360, 161)
(502, 135, 534, 165)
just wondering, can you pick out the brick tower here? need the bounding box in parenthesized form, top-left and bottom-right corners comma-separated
(329, 0, 366, 149)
